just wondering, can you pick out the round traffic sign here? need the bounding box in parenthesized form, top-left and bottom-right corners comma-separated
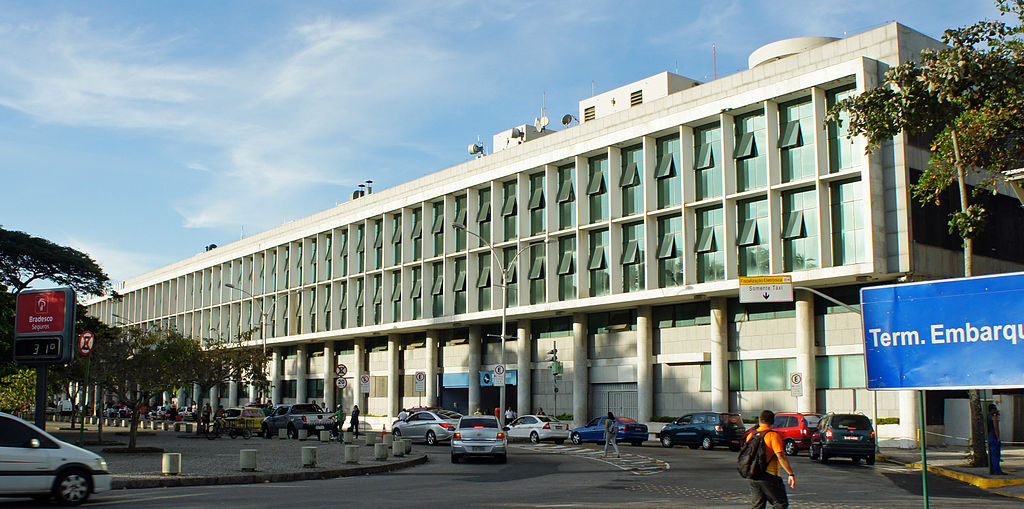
(335, 377, 348, 389)
(414, 371, 426, 382)
(359, 374, 370, 384)
(77, 331, 95, 356)
(335, 364, 348, 377)
(494, 364, 505, 376)
(790, 373, 802, 386)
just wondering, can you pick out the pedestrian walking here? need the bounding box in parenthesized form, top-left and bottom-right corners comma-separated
(453, 402, 460, 414)
(505, 406, 516, 421)
(200, 403, 212, 433)
(398, 408, 409, 421)
(603, 412, 620, 458)
(746, 410, 796, 509)
(988, 403, 1006, 474)
(349, 404, 360, 438)
(536, 407, 545, 415)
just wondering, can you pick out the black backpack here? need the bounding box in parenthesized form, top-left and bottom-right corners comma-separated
(737, 430, 774, 479)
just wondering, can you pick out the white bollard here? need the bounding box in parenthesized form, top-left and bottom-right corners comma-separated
(343, 431, 353, 444)
(240, 449, 257, 471)
(163, 422, 171, 431)
(374, 442, 388, 460)
(365, 432, 377, 445)
(184, 423, 193, 433)
(301, 446, 317, 468)
(297, 429, 308, 440)
(393, 440, 405, 457)
(404, 438, 412, 455)
(278, 428, 288, 440)
(162, 453, 181, 475)
(173, 422, 181, 432)
(319, 430, 331, 442)
(383, 433, 394, 447)
(345, 445, 360, 464)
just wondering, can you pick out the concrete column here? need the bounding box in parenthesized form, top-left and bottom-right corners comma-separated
(899, 391, 920, 449)
(248, 383, 256, 403)
(228, 382, 239, 408)
(209, 386, 219, 409)
(468, 325, 482, 415)
(353, 338, 365, 410)
(271, 348, 282, 405)
(425, 331, 439, 407)
(516, 321, 532, 416)
(710, 297, 729, 413)
(296, 344, 308, 403)
(192, 383, 201, 407)
(176, 387, 186, 408)
(387, 334, 401, 419)
(636, 306, 653, 423)
(795, 291, 816, 413)
(324, 342, 336, 411)
(571, 313, 588, 427)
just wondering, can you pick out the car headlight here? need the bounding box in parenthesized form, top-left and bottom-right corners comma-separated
(96, 458, 108, 471)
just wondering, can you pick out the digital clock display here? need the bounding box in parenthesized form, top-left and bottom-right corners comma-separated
(14, 336, 62, 362)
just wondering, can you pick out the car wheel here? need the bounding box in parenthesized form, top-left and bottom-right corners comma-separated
(530, 431, 540, 444)
(53, 468, 91, 506)
(660, 435, 673, 448)
(700, 436, 713, 450)
(866, 455, 876, 466)
(571, 432, 582, 445)
(850, 456, 861, 465)
(287, 425, 297, 439)
(784, 440, 798, 457)
(451, 453, 460, 464)
(426, 430, 438, 446)
(809, 445, 819, 461)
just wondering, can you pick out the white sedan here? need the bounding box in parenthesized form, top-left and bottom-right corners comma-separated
(505, 415, 570, 444)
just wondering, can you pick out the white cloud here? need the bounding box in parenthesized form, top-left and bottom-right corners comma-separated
(64, 236, 172, 285)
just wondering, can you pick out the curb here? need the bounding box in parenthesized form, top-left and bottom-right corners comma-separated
(877, 454, 1024, 497)
(110, 454, 428, 489)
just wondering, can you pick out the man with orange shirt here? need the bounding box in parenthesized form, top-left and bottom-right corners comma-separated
(746, 410, 796, 509)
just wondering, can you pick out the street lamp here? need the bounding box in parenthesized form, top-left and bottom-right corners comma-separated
(224, 283, 271, 403)
(452, 222, 543, 427)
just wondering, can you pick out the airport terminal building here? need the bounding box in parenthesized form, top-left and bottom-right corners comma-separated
(87, 23, 1024, 440)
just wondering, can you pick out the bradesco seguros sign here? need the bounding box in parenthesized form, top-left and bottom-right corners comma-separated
(861, 272, 1024, 390)
(14, 287, 76, 365)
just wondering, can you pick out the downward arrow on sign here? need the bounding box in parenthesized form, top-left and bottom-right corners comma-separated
(762, 292, 770, 300)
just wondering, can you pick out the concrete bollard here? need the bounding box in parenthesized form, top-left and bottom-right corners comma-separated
(403, 438, 412, 455)
(383, 433, 394, 447)
(163, 422, 171, 431)
(301, 446, 317, 468)
(319, 430, 331, 442)
(184, 423, 193, 433)
(239, 449, 258, 471)
(278, 428, 288, 440)
(344, 445, 360, 464)
(392, 440, 405, 457)
(142, 420, 150, 430)
(161, 453, 181, 475)
(365, 432, 377, 446)
(374, 442, 388, 460)
(343, 431, 353, 444)
(120, 419, 127, 428)
(173, 422, 181, 432)
(297, 429, 308, 440)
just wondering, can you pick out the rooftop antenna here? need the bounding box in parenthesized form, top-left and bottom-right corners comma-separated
(591, 80, 595, 97)
(468, 135, 485, 158)
(713, 44, 717, 80)
(675, 59, 678, 74)
(535, 92, 550, 133)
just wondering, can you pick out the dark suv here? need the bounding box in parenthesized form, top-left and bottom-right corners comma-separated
(742, 412, 821, 456)
(659, 412, 745, 451)
(809, 413, 875, 465)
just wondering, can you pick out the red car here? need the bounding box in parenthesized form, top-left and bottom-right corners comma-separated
(741, 412, 821, 456)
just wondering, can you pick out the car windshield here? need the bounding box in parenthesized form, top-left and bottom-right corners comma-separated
(437, 410, 462, 419)
(225, 409, 241, 418)
(833, 415, 871, 430)
(804, 415, 821, 428)
(291, 404, 321, 414)
(460, 417, 498, 429)
(537, 416, 560, 423)
(242, 409, 264, 418)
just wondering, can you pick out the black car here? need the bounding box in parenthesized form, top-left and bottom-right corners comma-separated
(658, 412, 745, 451)
(809, 413, 875, 465)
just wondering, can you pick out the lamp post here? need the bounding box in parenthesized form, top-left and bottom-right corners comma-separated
(452, 222, 541, 427)
(224, 283, 270, 404)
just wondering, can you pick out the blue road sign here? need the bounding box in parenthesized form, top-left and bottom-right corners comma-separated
(861, 271, 1024, 390)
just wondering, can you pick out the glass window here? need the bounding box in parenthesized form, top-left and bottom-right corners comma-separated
(391, 271, 401, 322)
(737, 198, 770, 276)
(528, 244, 545, 305)
(355, 278, 364, 326)
(699, 363, 712, 392)
(431, 202, 444, 257)
(816, 355, 866, 389)
(337, 282, 347, 329)
(410, 209, 422, 261)
(454, 257, 467, 314)
(782, 187, 819, 271)
(503, 247, 518, 307)
(653, 302, 711, 328)
(655, 134, 681, 208)
(477, 252, 491, 311)
(529, 172, 545, 235)
(557, 164, 576, 229)
(831, 179, 865, 266)
(477, 188, 491, 246)
(694, 124, 722, 200)
(587, 155, 609, 223)
(557, 236, 576, 301)
(656, 215, 683, 287)
(620, 145, 643, 216)
(756, 358, 785, 391)
(372, 275, 382, 325)
(735, 111, 767, 191)
(621, 221, 644, 293)
(502, 181, 518, 241)
(410, 266, 422, 320)
(588, 229, 609, 297)
(695, 207, 724, 283)
(390, 215, 402, 265)
(780, 98, 816, 182)
(355, 226, 365, 273)
(454, 195, 467, 251)
(431, 262, 444, 317)
(827, 85, 859, 172)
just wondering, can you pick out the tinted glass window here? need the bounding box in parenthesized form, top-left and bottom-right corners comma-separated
(537, 416, 559, 423)
(692, 415, 705, 424)
(587, 418, 601, 427)
(291, 404, 320, 414)
(460, 418, 498, 429)
(437, 410, 462, 419)
(0, 417, 54, 448)
(676, 415, 692, 425)
(274, 407, 288, 416)
(803, 415, 821, 428)
(523, 416, 538, 425)
(832, 415, 871, 430)
(720, 413, 743, 425)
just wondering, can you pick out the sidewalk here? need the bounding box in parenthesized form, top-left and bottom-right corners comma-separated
(879, 445, 1024, 499)
(45, 421, 427, 489)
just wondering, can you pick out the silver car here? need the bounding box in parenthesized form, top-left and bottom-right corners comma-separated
(451, 415, 507, 463)
(505, 414, 570, 444)
(392, 410, 461, 445)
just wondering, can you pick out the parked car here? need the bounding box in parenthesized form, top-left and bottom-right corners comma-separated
(225, 407, 266, 431)
(505, 414, 569, 444)
(659, 412, 745, 451)
(570, 417, 649, 446)
(809, 413, 876, 465)
(451, 415, 507, 463)
(0, 412, 112, 505)
(261, 404, 337, 439)
(393, 410, 462, 445)
(741, 413, 821, 456)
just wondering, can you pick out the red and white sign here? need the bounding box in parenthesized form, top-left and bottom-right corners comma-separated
(77, 331, 95, 356)
(359, 374, 371, 394)
(335, 377, 348, 390)
(16, 291, 67, 334)
(493, 364, 505, 387)
(335, 364, 348, 377)
(414, 371, 426, 393)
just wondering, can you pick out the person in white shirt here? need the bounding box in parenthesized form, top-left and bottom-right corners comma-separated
(505, 407, 516, 421)
(397, 408, 409, 421)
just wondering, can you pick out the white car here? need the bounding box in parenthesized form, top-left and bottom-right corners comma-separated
(505, 415, 570, 444)
(0, 412, 112, 505)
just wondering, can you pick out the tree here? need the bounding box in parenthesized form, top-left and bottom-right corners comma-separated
(827, 0, 1024, 466)
(0, 368, 36, 414)
(0, 227, 110, 295)
(184, 333, 267, 418)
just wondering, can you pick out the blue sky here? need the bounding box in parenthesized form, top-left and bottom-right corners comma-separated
(0, 0, 999, 285)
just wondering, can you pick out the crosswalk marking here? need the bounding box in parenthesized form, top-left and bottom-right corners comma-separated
(515, 443, 670, 476)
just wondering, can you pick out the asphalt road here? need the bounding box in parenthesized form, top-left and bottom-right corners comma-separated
(1, 442, 1016, 508)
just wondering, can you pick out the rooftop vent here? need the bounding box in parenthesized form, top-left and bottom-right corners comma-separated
(748, 36, 838, 69)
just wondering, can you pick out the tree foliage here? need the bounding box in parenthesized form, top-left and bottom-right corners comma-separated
(0, 227, 110, 295)
(0, 368, 36, 414)
(185, 332, 268, 405)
